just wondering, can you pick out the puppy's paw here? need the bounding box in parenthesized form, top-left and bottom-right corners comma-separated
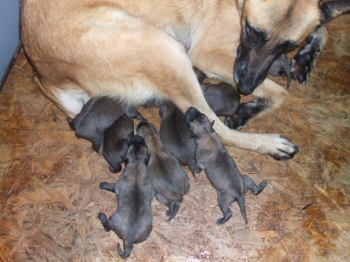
(256, 182, 267, 195)
(98, 213, 107, 223)
(216, 216, 231, 225)
(256, 134, 299, 160)
(100, 182, 110, 190)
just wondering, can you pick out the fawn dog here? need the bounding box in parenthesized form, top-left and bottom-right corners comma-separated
(21, 0, 350, 160)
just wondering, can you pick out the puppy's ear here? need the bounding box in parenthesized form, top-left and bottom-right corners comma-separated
(144, 153, 151, 165)
(320, 1, 350, 25)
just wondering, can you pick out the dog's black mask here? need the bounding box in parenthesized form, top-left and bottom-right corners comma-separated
(234, 20, 297, 95)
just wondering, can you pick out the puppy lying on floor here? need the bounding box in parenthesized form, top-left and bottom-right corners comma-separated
(98, 135, 155, 259)
(137, 121, 190, 221)
(185, 107, 267, 225)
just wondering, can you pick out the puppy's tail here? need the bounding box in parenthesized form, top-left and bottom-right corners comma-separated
(117, 240, 133, 259)
(167, 201, 181, 222)
(237, 197, 248, 224)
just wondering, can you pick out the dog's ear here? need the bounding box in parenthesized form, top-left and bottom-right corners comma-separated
(320, 1, 350, 25)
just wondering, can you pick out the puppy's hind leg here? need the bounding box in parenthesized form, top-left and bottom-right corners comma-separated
(166, 201, 182, 222)
(216, 192, 233, 225)
(99, 182, 116, 193)
(98, 213, 111, 232)
(242, 175, 267, 196)
(117, 240, 133, 259)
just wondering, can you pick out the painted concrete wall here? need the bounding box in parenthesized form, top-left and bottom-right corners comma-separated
(0, 0, 21, 85)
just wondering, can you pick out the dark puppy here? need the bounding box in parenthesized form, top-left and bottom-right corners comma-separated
(67, 96, 144, 152)
(159, 102, 202, 177)
(98, 135, 155, 259)
(185, 107, 267, 225)
(200, 82, 240, 117)
(137, 121, 189, 221)
(103, 114, 134, 173)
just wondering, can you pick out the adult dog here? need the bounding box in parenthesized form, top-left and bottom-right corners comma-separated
(21, 0, 350, 160)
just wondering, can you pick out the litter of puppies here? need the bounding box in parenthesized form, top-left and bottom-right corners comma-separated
(74, 93, 268, 258)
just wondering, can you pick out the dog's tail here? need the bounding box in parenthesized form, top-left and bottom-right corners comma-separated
(117, 240, 133, 259)
(237, 197, 248, 224)
(167, 201, 181, 222)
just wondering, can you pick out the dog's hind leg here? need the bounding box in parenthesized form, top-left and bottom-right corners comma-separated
(99, 182, 116, 193)
(117, 240, 133, 259)
(216, 192, 233, 225)
(242, 175, 267, 196)
(98, 213, 111, 232)
(166, 201, 181, 222)
(291, 26, 328, 84)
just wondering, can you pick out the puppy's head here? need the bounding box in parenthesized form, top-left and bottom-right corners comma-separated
(136, 120, 158, 139)
(185, 107, 214, 139)
(125, 135, 150, 165)
(235, 0, 350, 95)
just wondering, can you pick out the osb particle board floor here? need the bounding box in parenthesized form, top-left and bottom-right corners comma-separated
(0, 16, 349, 262)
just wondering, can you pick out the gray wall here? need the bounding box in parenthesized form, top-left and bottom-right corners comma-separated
(0, 0, 21, 87)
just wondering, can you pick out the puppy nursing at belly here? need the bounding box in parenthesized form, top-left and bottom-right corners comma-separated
(185, 107, 267, 225)
(137, 121, 190, 221)
(98, 135, 155, 259)
(67, 96, 145, 153)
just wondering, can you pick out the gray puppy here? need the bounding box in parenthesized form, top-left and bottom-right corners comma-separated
(103, 114, 134, 173)
(185, 107, 267, 225)
(98, 135, 155, 259)
(137, 121, 190, 221)
(159, 102, 202, 177)
(200, 82, 240, 117)
(67, 96, 144, 152)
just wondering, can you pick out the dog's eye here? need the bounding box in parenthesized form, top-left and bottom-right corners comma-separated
(244, 20, 267, 47)
(284, 41, 298, 52)
(275, 41, 298, 54)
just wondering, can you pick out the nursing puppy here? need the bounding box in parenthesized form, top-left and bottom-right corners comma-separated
(200, 82, 241, 117)
(185, 107, 267, 225)
(68, 96, 144, 152)
(159, 101, 202, 177)
(137, 121, 190, 221)
(103, 114, 134, 173)
(98, 135, 154, 259)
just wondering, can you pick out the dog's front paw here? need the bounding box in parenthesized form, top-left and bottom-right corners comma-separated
(258, 134, 299, 160)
